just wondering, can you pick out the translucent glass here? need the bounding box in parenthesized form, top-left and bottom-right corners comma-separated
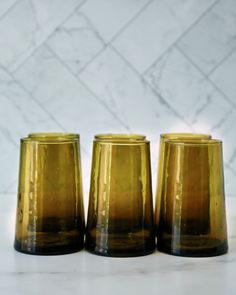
(157, 139, 228, 257)
(155, 133, 211, 233)
(85, 134, 155, 257)
(14, 133, 85, 255)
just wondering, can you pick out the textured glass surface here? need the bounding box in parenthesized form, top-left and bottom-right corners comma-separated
(85, 134, 155, 257)
(155, 133, 211, 233)
(14, 133, 85, 255)
(157, 139, 228, 257)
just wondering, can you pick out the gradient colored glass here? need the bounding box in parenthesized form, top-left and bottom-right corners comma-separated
(155, 133, 211, 233)
(157, 139, 228, 257)
(85, 134, 155, 257)
(14, 133, 85, 255)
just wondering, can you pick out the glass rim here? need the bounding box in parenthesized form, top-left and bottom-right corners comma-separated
(165, 138, 222, 146)
(94, 133, 148, 144)
(21, 132, 80, 143)
(161, 133, 211, 140)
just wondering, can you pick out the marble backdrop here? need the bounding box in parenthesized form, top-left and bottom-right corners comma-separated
(0, 0, 236, 206)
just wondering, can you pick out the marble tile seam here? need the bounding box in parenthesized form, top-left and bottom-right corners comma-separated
(1, 179, 17, 194)
(76, 0, 154, 75)
(0, 0, 18, 22)
(0, 128, 18, 149)
(5, 64, 90, 157)
(9, 0, 87, 74)
(7, 0, 152, 75)
(109, 44, 195, 132)
(175, 44, 236, 110)
(207, 46, 236, 77)
(141, 0, 220, 76)
(44, 44, 131, 132)
(108, 0, 154, 44)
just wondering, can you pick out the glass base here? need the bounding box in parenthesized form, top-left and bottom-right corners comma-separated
(14, 233, 84, 255)
(157, 237, 228, 257)
(85, 231, 155, 257)
(86, 247, 155, 257)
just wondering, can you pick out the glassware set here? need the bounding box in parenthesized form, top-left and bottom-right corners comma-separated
(14, 132, 228, 257)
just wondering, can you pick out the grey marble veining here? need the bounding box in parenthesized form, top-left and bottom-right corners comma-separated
(178, 0, 236, 75)
(80, 0, 151, 43)
(210, 49, 236, 105)
(79, 46, 190, 137)
(47, 10, 105, 75)
(0, 0, 84, 71)
(144, 46, 236, 164)
(0, 0, 17, 18)
(14, 45, 128, 148)
(0, 0, 235, 196)
(113, 0, 217, 73)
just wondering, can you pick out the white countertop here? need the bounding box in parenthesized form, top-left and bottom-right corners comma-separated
(1, 194, 236, 295)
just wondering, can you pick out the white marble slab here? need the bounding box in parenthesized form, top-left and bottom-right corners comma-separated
(225, 166, 236, 196)
(0, 67, 62, 145)
(144, 47, 233, 136)
(47, 11, 105, 75)
(79, 46, 191, 140)
(13, 45, 135, 196)
(79, 46, 195, 196)
(210, 111, 236, 168)
(0, 133, 18, 192)
(0, 194, 236, 295)
(0, 0, 17, 18)
(1, 180, 18, 195)
(113, 0, 216, 73)
(144, 46, 236, 194)
(0, 0, 235, 196)
(0, 67, 64, 192)
(80, 0, 151, 43)
(14, 45, 128, 150)
(209, 110, 236, 195)
(210, 49, 236, 105)
(178, 0, 236, 75)
(0, 0, 83, 72)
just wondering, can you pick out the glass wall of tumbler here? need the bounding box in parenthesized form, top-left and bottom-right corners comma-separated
(14, 132, 228, 258)
(85, 134, 155, 257)
(156, 136, 228, 257)
(14, 133, 85, 255)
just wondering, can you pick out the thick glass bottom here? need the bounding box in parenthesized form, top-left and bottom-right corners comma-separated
(14, 232, 84, 255)
(85, 231, 155, 257)
(86, 247, 155, 257)
(157, 236, 228, 257)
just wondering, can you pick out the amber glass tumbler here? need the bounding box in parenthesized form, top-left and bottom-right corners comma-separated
(157, 139, 228, 257)
(85, 134, 155, 257)
(155, 133, 211, 233)
(14, 133, 85, 255)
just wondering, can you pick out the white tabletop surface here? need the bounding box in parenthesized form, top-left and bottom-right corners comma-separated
(1, 194, 236, 295)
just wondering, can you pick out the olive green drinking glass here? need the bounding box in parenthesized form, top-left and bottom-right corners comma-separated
(14, 133, 85, 255)
(85, 134, 155, 257)
(155, 133, 211, 233)
(157, 139, 228, 257)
